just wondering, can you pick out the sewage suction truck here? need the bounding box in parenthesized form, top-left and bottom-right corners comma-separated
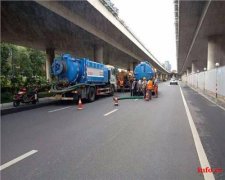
(134, 61, 155, 81)
(50, 54, 117, 102)
(134, 61, 157, 97)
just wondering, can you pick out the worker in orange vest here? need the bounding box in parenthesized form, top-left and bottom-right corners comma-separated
(119, 79, 124, 92)
(153, 77, 158, 98)
(146, 78, 154, 100)
(142, 77, 147, 98)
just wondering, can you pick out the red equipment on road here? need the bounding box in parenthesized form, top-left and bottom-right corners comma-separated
(13, 87, 38, 107)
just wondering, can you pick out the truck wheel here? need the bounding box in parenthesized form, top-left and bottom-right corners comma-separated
(88, 87, 96, 102)
(110, 85, 115, 96)
(73, 94, 78, 103)
(13, 101, 20, 107)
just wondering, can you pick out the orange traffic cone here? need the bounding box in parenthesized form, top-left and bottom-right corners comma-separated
(113, 97, 119, 106)
(145, 92, 149, 101)
(77, 98, 84, 110)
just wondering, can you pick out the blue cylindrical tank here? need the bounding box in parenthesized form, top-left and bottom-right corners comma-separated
(52, 54, 80, 82)
(134, 61, 155, 80)
(52, 54, 109, 84)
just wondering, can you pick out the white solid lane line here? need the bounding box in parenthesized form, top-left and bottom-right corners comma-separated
(0, 150, 38, 171)
(48, 106, 71, 113)
(179, 86, 215, 180)
(134, 99, 138, 101)
(104, 109, 118, 116)
(189, 86, 225, 111)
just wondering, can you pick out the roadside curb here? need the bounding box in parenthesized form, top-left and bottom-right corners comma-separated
(1, 100, 57, 116)
(181, 83, 225, 111)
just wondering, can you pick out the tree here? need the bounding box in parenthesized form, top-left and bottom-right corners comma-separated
(1, 43, 12, 77)
(1, 43, 47, 88)
(28, 48, 45, 77)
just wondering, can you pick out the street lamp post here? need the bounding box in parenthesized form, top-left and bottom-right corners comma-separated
(203, 67, 207, 93)
(197, 70, 199, 89)
(215, 62, 220, 99)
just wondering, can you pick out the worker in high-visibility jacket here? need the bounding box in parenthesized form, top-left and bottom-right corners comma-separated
(146, 78, 154, 100)
(142, 77, 147, 98)
(153, 77, 158, 98)
(119, 79, 124, 92)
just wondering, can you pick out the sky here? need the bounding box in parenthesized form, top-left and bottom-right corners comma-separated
(111, 0, 177, 70)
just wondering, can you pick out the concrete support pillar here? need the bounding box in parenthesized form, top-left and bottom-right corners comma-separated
(191, 61, 197, 74)
(133, 62, 138, 71)
(127, 62, 134, 71)
(103, 51, 110, 65)
(157, 73, 161, 81)
(187, 68, 191, 76)
(182, 72, 187, 83)
(94, 45, 103, 63)
(207, 35, 225, 70)
(46, 48, 55, 82)
(160, 74, 163, 81)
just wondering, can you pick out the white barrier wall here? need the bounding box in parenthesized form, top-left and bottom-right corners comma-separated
(184, 66, 225, 97)
(198, 72, 204, 90)
(205, 69, 216, 93)
(217, 67, 225, 96)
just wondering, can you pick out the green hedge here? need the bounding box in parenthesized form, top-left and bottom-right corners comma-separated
(1, 91, 13, 104)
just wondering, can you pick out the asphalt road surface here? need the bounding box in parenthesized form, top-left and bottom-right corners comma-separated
(1, 82, 225, 180)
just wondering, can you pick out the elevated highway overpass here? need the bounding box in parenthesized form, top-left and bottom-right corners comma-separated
(1, 0, 170, 81)
(175, 0, 225, 103)
(175, 0, 225, 74)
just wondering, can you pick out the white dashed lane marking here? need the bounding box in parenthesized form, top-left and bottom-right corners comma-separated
(48, 106, 71, 113)
(0, 150, 38, 171)
(104, 109, 118, 116)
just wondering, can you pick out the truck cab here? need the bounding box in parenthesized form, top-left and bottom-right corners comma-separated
(106, 65, 117, 92)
